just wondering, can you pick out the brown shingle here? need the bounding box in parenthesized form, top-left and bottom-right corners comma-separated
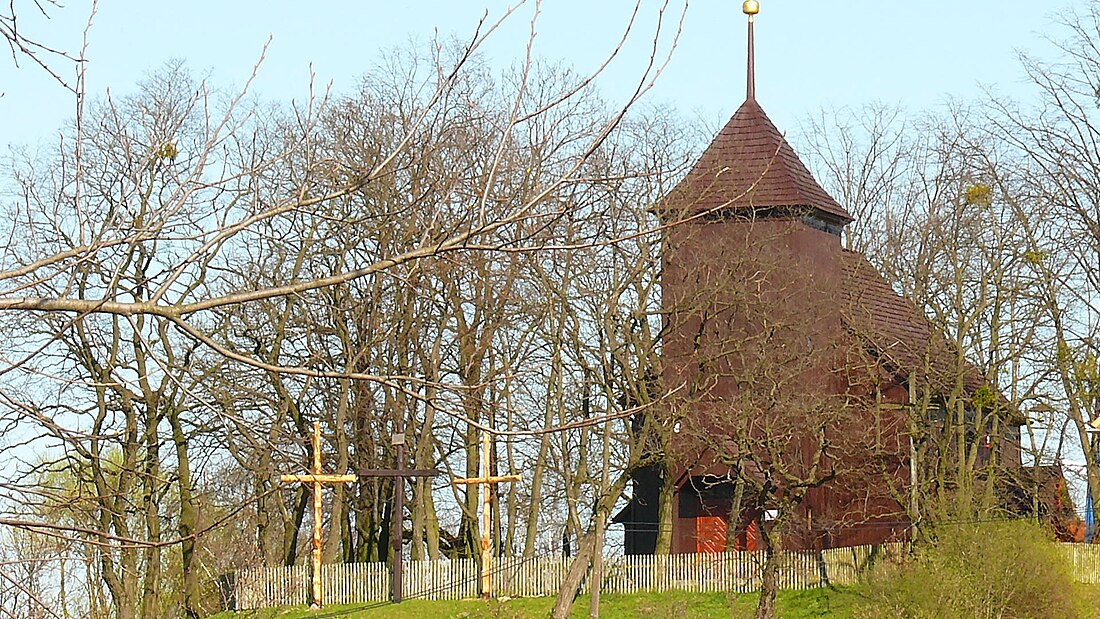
(662, 99, 853, 223)
(840, 250, 993, 400)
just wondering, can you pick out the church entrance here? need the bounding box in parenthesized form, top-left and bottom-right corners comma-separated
(696, 514, 727, 553)
(678, 477, 763, 553)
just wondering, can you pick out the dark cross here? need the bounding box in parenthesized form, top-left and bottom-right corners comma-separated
(358, 413, 440, 604)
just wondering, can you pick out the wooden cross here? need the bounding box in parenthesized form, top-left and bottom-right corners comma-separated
(453, 430, 521, 599)
(279, 421, 356, 609)
(358, 413, 439, 604)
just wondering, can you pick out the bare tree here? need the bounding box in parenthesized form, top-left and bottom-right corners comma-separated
(1, 3, 698, 615)
(978, 5, 1100, 531)
(803, 102, 1064, 528)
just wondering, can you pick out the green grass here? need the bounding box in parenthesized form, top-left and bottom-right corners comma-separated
(203, 584, 1100, 619)
(208, 587, 869, 619)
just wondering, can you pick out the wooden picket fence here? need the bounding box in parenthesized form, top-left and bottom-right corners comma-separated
(235, 542, 905, 609)
(235, 543, 1100, 610)
(1063, 542, 1100, 584)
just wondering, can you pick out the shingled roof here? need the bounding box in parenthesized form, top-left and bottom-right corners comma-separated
(840, 250, 1001, 406)
(661, 98, 854, 224)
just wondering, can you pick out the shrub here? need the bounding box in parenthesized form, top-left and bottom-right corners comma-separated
(858, 519, 1077, 619)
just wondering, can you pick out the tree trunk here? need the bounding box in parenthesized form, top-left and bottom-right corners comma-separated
(589, 408, 613, 618)
(523, 433, 552, 555)
(139, 416, 162, 619)
(550, 530, 595, 619)
(725, 478, 745, 552)
(754, 546, 779, 619)
(283, 486, 308, 566)
(416, 338, 443, 560)
(525, 314, 566, 555)
(655, 457, 675, 554)
(754, 514, 783, 619)
(353, 481, 377, 562)
(423, 486, 442, 560)
(460, 422, 481, 558)
(324, 382, 352, 563)
(504, 391, 519, 556)
(551, 472, 630, 619)
(169, 408, 202, 618)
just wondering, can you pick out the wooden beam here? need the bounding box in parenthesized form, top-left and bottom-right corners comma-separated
(358, 430, 441, 603)
(278, 421, 355, 609)
(450, 431, 521, 598)
(453, 474, 522, 485)
(280, 474, 358, 484)
(358, 469, 441, 478)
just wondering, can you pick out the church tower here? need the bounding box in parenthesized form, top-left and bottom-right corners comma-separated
(615, 2, 1020, 556)
(616, 1, 909, 555)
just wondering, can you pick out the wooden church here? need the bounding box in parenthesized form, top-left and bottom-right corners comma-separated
(613, 2, 1022, 554)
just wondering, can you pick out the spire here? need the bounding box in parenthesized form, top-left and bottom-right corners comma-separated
(744, 0, 759, 101)
(655, 0, 854, 232)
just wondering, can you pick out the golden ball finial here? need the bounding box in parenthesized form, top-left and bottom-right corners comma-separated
(743, 0, 760, 15)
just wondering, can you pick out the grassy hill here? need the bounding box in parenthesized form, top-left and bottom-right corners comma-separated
(208, 588, 867, 619)
(209, 583, 1100, 619)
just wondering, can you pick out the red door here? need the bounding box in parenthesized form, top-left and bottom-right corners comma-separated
(696, 515, 728, 553)
(730, 519, 760, 551)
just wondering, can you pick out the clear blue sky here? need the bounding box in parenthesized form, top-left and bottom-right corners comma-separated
(0, 1, 1079, 148)
(0, 1, 1091, 507)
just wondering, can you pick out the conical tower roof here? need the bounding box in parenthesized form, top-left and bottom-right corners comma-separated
(662, 98, 853, 224)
